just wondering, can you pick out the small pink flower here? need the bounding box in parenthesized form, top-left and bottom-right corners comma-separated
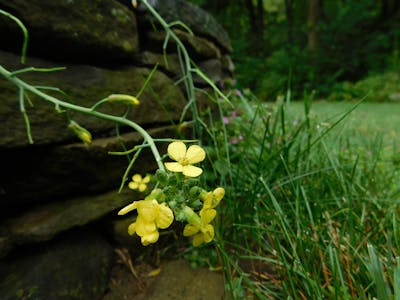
(236, 89, 243, 97)
(231, 135, 244, 145)
(223, 116, 229, 124)
(231, 111, 237, 118)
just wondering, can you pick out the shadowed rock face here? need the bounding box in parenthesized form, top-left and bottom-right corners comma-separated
(0, 127, 173, 210)
(136, 0, 232, 53)
(0, 228, 114, 300)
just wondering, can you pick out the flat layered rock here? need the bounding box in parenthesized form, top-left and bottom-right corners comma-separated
(0, 0, 139, 64)
(1, 188, 137, 257)
(102, 260, 226, 300)
(0, 126, 174, 208)
(144, 29, 221, 60)
(134, 51, 224, 86)
(0, 50, 186, 148)
(137, 0, 232, 53)
(144, 260, 225, 300)
(0, 228, 114, 300)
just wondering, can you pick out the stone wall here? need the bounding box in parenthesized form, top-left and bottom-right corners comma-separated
(0, 1, 233, 298)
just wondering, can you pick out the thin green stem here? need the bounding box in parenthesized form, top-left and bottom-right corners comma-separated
(141, 0, 200, 136)
(118, 143, 144, 192)
(0, 9, 28, 64)
(11, 66, 66, 76)
(136, 64, 158, 99)
(90, 98, 110, 111)
(19, 87, 33, 144)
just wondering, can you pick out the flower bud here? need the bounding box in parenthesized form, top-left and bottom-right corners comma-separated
(185, 178, 199, 187)
(214, 187, 225, 199)
(146, 188, 165, 202)
(155, 169, 169, 185)
(183, 206, 201, 226)
(107, 94, 140, 106)
(177, 121, 189, 133)
(189, 186, 203, 198)
(168, 200, 177, 209)
(68, 120, 92, 145)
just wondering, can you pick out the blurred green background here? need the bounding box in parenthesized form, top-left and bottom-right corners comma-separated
(189, 0, 400, 101)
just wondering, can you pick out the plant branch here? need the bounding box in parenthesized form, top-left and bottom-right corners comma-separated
(0, 64, 165, 171)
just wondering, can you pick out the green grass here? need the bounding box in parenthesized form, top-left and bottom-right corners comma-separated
(202, 95, 400, 299)
(287, 101, 400, 148)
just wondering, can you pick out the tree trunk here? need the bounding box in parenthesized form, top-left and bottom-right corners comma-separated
(245, 0, 265, 53)
(256, 0, 264, 36)
(307, 0, 320, 55)
(381, 0, 400, 19)
(245, 0, 257, 33)
(284, 0, 295, 45)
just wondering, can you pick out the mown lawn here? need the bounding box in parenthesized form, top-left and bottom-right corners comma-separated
(287, 101, 400, 149)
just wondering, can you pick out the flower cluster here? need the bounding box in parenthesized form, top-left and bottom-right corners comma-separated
(118, 141, 224, 247)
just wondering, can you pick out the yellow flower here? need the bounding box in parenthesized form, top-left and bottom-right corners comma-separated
(128, 174, 150, 192)
(202, 187, 225, 210)
(164, 141, 206, 177)
(118, 199, 174, 246)
(183, 208, 216, 246)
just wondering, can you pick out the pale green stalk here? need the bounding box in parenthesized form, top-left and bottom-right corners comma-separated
(140, 0, 199, 132)
(0, 9, 28, 64)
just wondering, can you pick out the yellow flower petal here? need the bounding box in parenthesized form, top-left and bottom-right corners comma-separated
(167, 141, 186, 161)
(183, 224, 199, 236)
(143, 175, 151, 183)
(137, 200, 158, 222)
(128, 182, 139, 190)
(200, 208, 217, 224)
(186, 145, 206, 164)
(132, 174, 142, 182)
(182, 165, 203, 177)
(135, 217, 157, 236)
(202, 224, 215, 243)
(138, 183, 147, 192)
(155, 203, 174, 229)
(118, 202, 138, 215)
(203, 187, 225, 209)
(214, 187, 225, 201)
(141, 231, 159, 246)
(192, 233, 205, 246)
(164, 162, 183, 172)
(127, 222, 136, 236)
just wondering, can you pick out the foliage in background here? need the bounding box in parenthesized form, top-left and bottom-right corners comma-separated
(189, 0, 400, 101)
(329, 71, 400, 102)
